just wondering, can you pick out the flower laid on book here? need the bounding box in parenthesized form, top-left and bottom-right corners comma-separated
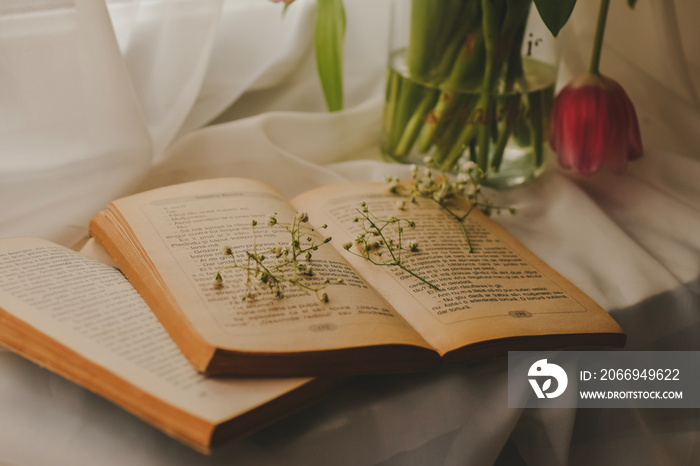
(549, 0, 642, 174)
(343, 202, 439, 291)
(215, 212, 342, 302)
(387, 160, 515, 252)
(346, 163, 515, 289)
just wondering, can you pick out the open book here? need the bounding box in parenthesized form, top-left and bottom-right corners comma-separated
(0, 237, 335, 453)
(90, 178, 625, 376)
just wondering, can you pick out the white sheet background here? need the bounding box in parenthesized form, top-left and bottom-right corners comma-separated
(0, 0, 699, 464)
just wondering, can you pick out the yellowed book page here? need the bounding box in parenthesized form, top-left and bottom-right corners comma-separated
(293, 183, 611, 354)
(0, 237, 310, 424)
(80, 237, 118, 266)
(111, 179, 430, 353)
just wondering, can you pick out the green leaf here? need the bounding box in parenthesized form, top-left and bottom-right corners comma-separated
(533, 0, 577, 37)
(627, 0, 638, 8)
(315, 0, 346, 112)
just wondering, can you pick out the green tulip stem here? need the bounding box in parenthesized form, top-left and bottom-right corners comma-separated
(491, 94, 520, 171)
(416, 91, 455, 155)
(528, 92, 545, 167)
(589, 0, 610, 75)
(394, 91, 436, 156)
(384, 0, 539, 174)
(382, 70, 401, 150)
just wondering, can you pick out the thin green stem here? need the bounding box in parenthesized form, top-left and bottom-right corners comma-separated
(589, 0, 611, 75)
(347, 250, 440, 291)
(427, 197, 473, 253)
(394, 90, 437, 156)
(398, 264, 440, 291)
(382, 70, 401, 144)
(359, 208, 400, 264)
(352, 208, 440, 291)
(528, 91, 545, 167)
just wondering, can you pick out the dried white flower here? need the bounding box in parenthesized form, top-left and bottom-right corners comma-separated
(461, 161, 477, 172)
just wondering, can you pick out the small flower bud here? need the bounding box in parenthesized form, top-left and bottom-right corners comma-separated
(461, 161, 477, 172)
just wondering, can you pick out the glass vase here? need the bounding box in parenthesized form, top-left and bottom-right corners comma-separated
(381, 0, 559, 188)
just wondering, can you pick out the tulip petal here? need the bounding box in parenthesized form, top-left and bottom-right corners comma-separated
(571, 85, 604, 174)
(602, 82, 629, 174)
(623, 94, 643, 161)
(549, 74, 643, 175)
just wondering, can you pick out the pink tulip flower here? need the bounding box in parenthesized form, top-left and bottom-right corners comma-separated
(549, 74, 642, 174)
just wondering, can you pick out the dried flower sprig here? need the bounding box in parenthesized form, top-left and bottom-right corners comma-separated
(214, 212, 342, 302)
(387, 159, 515, 252)
(343, 202, 439, 291)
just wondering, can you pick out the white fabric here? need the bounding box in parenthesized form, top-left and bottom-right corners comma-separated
(0, 0, 699, 465)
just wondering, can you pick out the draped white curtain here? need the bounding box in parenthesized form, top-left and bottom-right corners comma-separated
(0, 1, 699, 465)
(0, 0, 390, 246)
(2, 0, 698, 244)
